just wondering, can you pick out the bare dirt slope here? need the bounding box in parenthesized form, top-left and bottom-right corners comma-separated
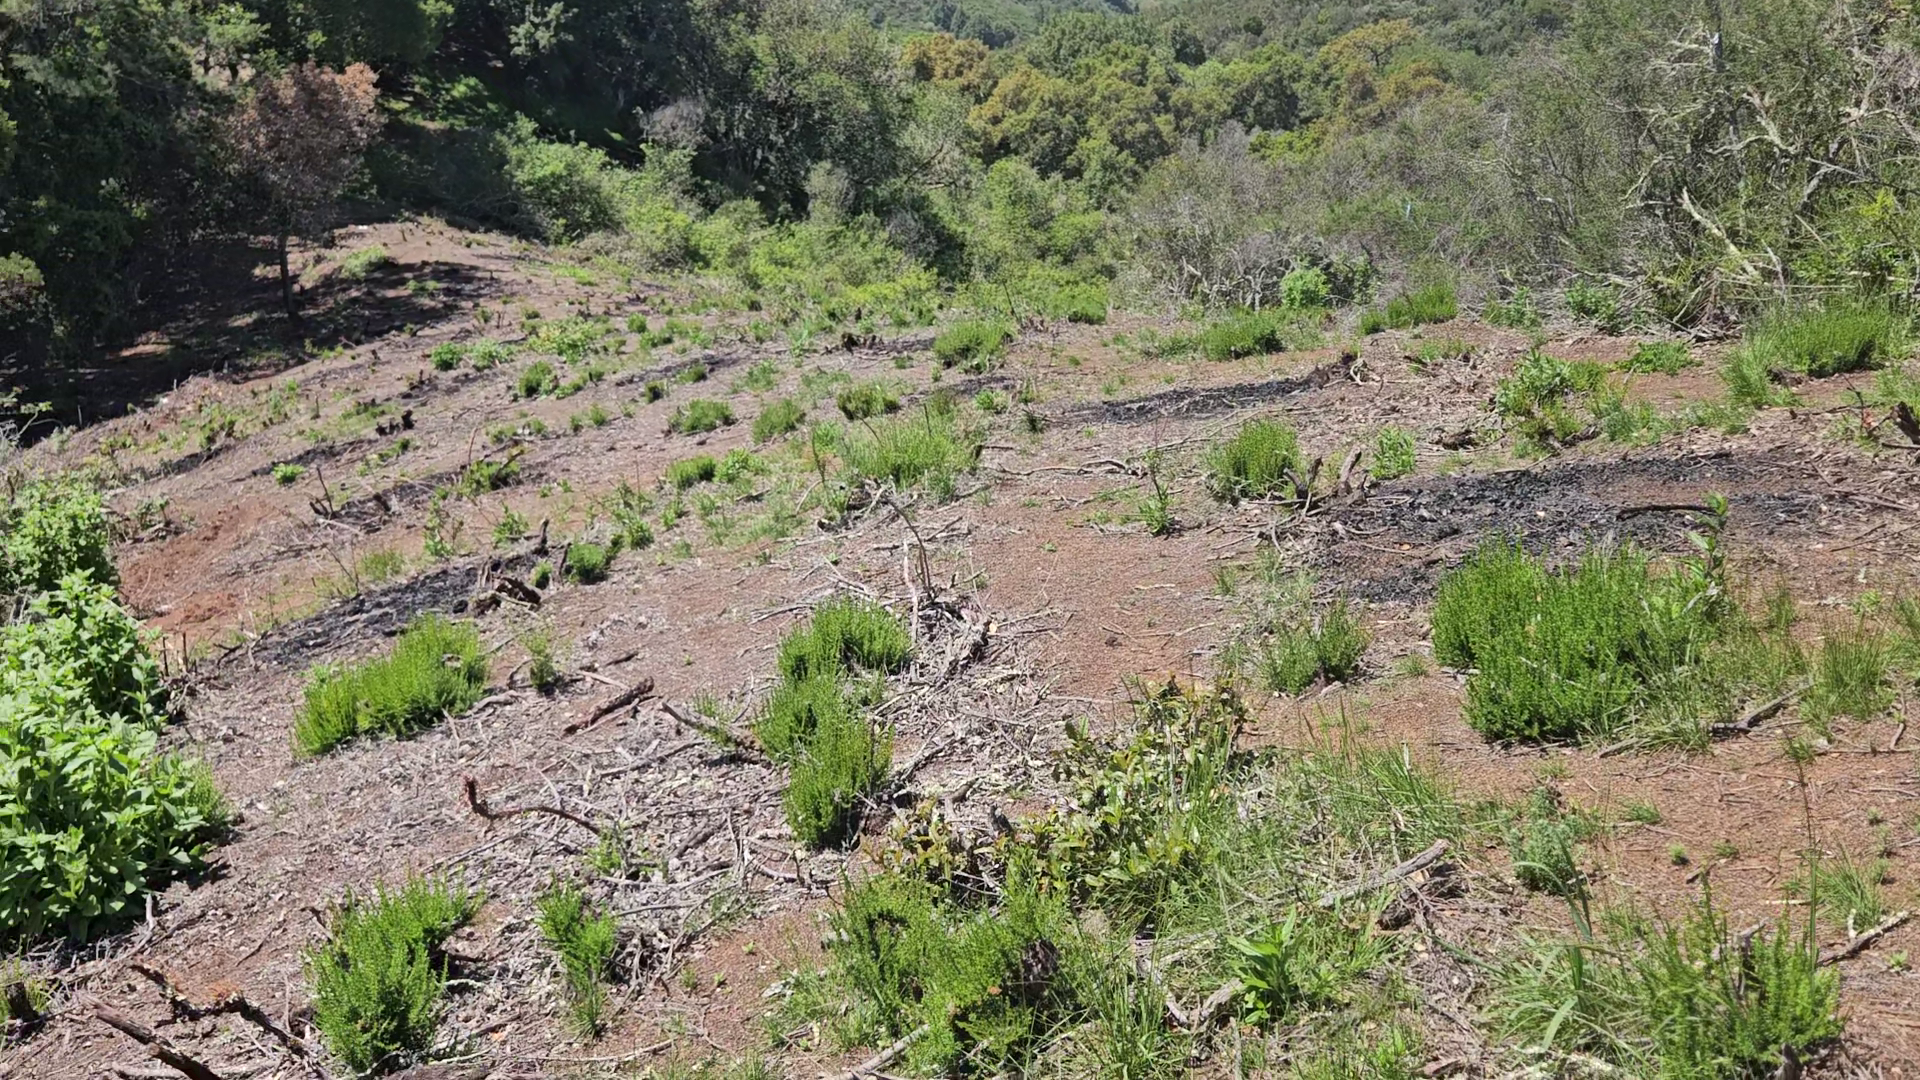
(9, 221, 1920, 1077)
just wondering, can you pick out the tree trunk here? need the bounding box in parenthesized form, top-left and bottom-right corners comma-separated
(278, 230, 297, 323)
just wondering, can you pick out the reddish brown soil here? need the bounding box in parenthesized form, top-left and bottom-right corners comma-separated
(8, 222, 1920, 1077)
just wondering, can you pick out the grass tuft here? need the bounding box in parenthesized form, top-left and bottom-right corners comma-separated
(669, 399, 735, 434)
(536, 883, 619, 1035)
(932, 319, 1011, 372)
(753, 398, 806, 442)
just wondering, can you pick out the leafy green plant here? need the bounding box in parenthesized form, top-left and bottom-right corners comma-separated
(785, 708, 892, 848)
(1485, 287, 1542, 330)
(932, 319, 1010, 371)
(525, 630, 561, 693)
(1230, 908, 1390, 1027)
(295, 615, 488, 755)
(753, 398, 806, 442)
(2, 480, 118, 597)
(273, 462, 307, 485)
(0, 576, 229, 939)
(1199, 310, 1313, 361)
(518, 360, 560, 399)
(1566, 280, 1626, 332)
(536, 883, 619, 1035)
(307, 878, 479, 1074)
(1205, 419, 1302, 503)
(668, 398, 734, 434)
(1622, 341, 1694, 374)
(1361, 282, 1457, 333)
(1494, 349, 1607, 453)
(429, 343, 467, 371)
(459, 457, 521, 496)
(1507, 788, 1590, 898)
(839, 407, 980, 497)
(1256, 598, 1367, 694)
(337, 246, 391, 281)
(1371, 427, 1416, 480)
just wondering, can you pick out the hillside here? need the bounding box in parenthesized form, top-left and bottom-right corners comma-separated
(1, 220, 1917, 1077)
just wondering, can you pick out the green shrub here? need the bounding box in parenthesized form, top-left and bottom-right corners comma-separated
(1507, 789, 1589, 898)
(273, 462, 307, 485)
(777, 598, 913, 683)
(1566, 280, 1626, 332)
(756, 674, 851, 762)
(784, 708, 892, 848)
(1280, 266, 1331, 310)
(0, 576, 228, 939)
(1371, 427, 1416, 480)
(295, 615, 488, 755)
(714, 447, 763, 484)
(1229, 909, 1390, 1027)
(1494, 349, 1607, 453)
(1622, 341, 1694, 374)
(1205, 419, 1302, 503)
(1431, 541, 1728, 742)
(1200, 310, 1304, 361)
(517, 360, 560, 399)
(2, 480, 117, 597)
(668, 398, 734, 434)
(840, 408, 979, 497)
(1493, 893, 1840, 1078)
(1484, 287, 1543, 330)
(564, 542, 612, 584)
(1053, 283, 1109, 324)
(837, 381, 902, 420)
(932, 319, 1011, 371)
(1749, 303, 1906, 378)
(536, 883, 618, 1035)
(338, 246, 391, 280)
(753, 398, 806, 442)
(307, 878, 479, 1074)
(459, 457, 520, 495)
(665, 455, 717, 490)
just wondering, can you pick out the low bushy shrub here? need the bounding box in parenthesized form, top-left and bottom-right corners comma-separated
(1361, 282, 1458, 334)
(1484, 287, 1543, 330)
(307, 878, 479, 1074)
(932, 319, 1011, 371)
(295, 615, 488, 755)
(1199, 310, 1305, 361)
(753, 398, 806, 442)
(1371, 427, 1416, 480)
(837, 381, 902, 420)
(840, 408, 979, 497)
(1432, 541, 1727, 742)
(785, 708, 892, 848)
(1749, 303, 1906, 378)
(0, 576, 228, 939)
(2, 480, 117, 597)
(1205, 419, 1302, 503)
(1621, 341, 1693, 374)
(668, 399, 734, 434)
(564, 542, 612, 584)
(776, 598, 913, 683)
(1257, 599, 1367, 694)
(665, 455, 717, 490)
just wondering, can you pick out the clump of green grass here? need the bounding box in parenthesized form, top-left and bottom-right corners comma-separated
(536, 883, 618, 1035)
(668, 399, 734, 434)
(1371, 427, 1416, 480)
(295, 615, 488, 755)
(837, 380, 902, 420)
(1621, 340, 1694, 374)
(1749, 303, 1906, 378)
(785, 709, 892, 849)
(459, 457, 520, 496)
(932, 319, 1011, 371)
(525, 630, 560, 693)
(753, 398, 806, 442)
(1506, 787, 1591, 898)
(273, 462, 306, 485)
(1805, 624, 1892, 725)
(428, 343, 466, 372)
(839, 407, 980, 498)
(306, 878, 479, 1074)
(1492, 891, 1840, 1078)
(1431, 538, 1730, 743)
(1205, 419, 1302, 503)
(1256, 598, 1367, 694)
(1360, 282, 1457, 334)
(564, 542, 612, 584)
(665, 455, 717, 491)
(1789, 849, 1889, 936)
